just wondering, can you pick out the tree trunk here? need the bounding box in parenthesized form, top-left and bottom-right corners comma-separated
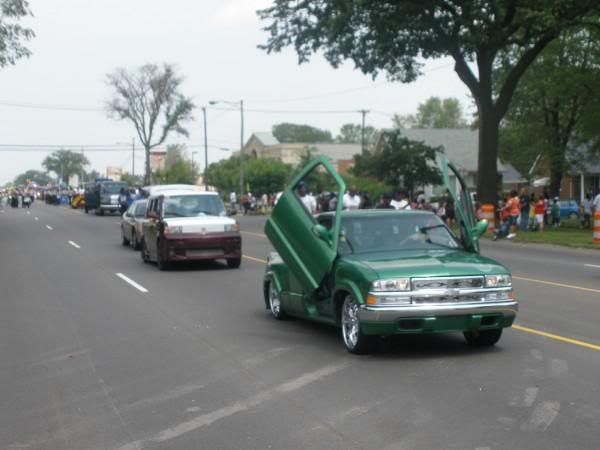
(144, 146, 152, 185)
(476, 105, 500, 204)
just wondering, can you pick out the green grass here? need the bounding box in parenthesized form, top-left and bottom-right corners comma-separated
(485, 218, 600, 250)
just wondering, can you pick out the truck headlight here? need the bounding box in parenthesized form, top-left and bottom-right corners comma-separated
(224, 223, 240, 232)
(485, 274, 512, 288)
(366, 294, 411, 306)
(371, 278, 411, 292)
(164, 225, 183, 234)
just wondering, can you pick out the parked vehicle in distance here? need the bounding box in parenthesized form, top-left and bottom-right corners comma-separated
(141, 184, 202, 197)
(558, 200, 579, 219)
(140, 190, 241, 270)
(121, 199, 148, 250)
(84, 179, 128, 215)
(263, 156, 518, 354)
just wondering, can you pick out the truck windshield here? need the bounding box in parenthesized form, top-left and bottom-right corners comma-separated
(162, 195, 226, 218)
(339, 214, 461, 254)
(100, 183, 128, 194)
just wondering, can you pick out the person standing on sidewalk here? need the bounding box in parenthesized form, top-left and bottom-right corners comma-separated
(534, 195, 545, 232)
(519, 189, 530, 232)
(506, 190, 520, 239)
(593, 191, 600, 215)
(581, 194, 592, 229)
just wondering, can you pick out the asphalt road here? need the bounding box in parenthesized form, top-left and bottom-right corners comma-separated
(1, 204, 599, 450)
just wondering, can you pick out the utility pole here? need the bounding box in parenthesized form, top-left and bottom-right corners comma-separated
(359, 109, 370, 154)
(240, 100, 245, 197)
(202, 106, 208, 191)
(132, 138, 135, 178)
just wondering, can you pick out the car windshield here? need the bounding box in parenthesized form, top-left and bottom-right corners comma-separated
(339, 214, 461, 254)
(100, 183, 127, 194)
(162, 195, 225, 218)
(134, 202, 147, 217)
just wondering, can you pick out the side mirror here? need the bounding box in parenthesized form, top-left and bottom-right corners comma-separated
(312, 224, 331, 244)
(472, 220, 489, 239)
(148, 210, 159, 220)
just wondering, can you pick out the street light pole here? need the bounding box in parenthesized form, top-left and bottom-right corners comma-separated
(359, 109, 370, 154)
(202, 106, 208, 191)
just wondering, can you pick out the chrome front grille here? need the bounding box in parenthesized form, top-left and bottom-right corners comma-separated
(412, 293, 485, 304)
(411, 276, 484, 291)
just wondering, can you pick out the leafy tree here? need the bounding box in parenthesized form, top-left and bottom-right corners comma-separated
(499, 25, 600, 196)
(336, 123, 377, 144)
(14, 169, 50, 186)
(153, 145, 199, 185)
(0, 0, 34, 68)
(413, 97, 467, 129)
(120, 173, 144, 187)
(42, 150, 90, 184)
(106, 63, 194, 184)
(351, 130, 441, 198)
(206, 155, 291, 195)
(245, 158, 291, 194)
(205, 155, 242, 195)
(86, 170, 102, 182)
(272, 122, 333, 143)
(259, 1, 600, 203)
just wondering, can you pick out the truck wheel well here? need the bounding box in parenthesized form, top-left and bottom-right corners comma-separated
(333, 290, 349, 325)
(263, 279, 271, 310)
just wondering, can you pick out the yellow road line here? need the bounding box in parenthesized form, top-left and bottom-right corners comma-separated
(513, 324, 600, 351)
(513, 276, 600, 294)
(242, 255, 268, 264)
(241, 230, 267, 239)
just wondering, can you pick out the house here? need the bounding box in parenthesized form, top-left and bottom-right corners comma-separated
(242, 132, 359, 174)
(562, 161, 600, 201)
(242, 129, 526, 196)
(373, 129, 526, 195)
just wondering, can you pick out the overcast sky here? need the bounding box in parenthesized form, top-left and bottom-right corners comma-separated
(0, 0, 472, 184)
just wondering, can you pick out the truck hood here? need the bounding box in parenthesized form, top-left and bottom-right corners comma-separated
(164, 215, 236, 234)
(343, 249, 509, 279)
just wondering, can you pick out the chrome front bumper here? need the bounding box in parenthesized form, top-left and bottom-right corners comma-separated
(358, 301, 518, 322)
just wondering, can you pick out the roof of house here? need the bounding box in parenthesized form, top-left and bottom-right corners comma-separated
(250, 132, 280, 146)
(311, 143, 362, 162)
(378, 128, 526, 182)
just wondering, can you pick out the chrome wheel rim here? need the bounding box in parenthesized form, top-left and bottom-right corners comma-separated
(342, 297, 360, 349)
(269, 284, 281, 316)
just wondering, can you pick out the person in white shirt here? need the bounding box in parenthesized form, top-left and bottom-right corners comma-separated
(229, 191, 237, 211)
(593, 192, 600, 212)
(343, 186, 361, 210)
(390, 191, 411, 210)
(297, 182, 317, 214)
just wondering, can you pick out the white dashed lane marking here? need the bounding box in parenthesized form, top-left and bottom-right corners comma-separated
(116, 273, 148, 293)
(584, 264, 600, 269)
(45, 225, 53, 230)
(68, 241, 81, 249)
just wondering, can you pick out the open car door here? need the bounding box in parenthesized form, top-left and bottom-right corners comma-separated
(440, 151, 480, 253)
(265, 156, 346, 296)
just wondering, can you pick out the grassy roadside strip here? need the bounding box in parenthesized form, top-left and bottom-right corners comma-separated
(481, 218, 599, 250)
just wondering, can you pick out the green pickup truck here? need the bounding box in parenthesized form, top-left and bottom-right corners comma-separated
(263, 155, 518, 354)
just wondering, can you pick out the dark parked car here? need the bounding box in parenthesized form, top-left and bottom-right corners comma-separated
(121, 199, 148, 250)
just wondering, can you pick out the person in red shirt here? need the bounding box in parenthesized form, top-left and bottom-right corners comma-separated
(534, 195, 545, 232)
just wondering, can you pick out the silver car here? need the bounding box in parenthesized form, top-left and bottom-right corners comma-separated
(121, 200, 148, 250)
